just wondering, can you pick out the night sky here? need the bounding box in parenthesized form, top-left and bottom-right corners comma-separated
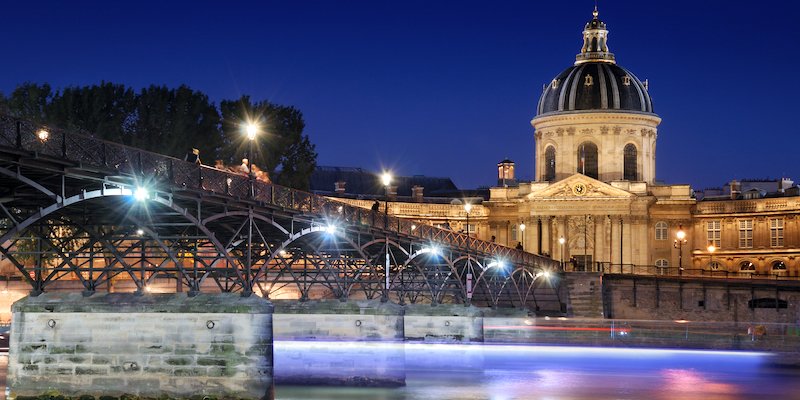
(2, 1, 797, 190)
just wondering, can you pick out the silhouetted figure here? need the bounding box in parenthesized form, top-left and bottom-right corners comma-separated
(443, 219, 452, 230)
(371, 200, 380, 225)
(184, 148, 201, 165)
(515, 242, 523, 250)
(490, 235, 496, 243)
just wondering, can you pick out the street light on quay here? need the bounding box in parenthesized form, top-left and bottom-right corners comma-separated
(674, 224, 687, 275)
(559, 237, 566, 268)
(707, 243, 716, 270)
(464, 202, 472, 237)
(519, 222, 526, 251)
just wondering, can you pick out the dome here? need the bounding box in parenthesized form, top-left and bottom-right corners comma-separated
(535, 7, 655, 117)
(536, 63, 653, 116)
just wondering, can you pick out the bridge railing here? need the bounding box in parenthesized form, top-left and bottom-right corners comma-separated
(0, 115, 559, 270)
(561, 261, 799, 281)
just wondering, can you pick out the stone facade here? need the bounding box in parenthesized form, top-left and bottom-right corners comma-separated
(602, 275, 800, 324)
(9, 293, 273, 400)
(532, 112, 660, 183)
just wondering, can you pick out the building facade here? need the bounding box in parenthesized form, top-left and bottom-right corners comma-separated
(327, 8, 800, 278)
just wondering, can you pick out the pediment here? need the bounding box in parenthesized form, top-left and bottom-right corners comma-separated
(528, 174, 635, 200)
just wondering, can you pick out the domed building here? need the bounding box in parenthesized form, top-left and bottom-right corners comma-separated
(322, 7, 800, 320)
(532, 7, 658, 184)
(484, 7, 694, 275)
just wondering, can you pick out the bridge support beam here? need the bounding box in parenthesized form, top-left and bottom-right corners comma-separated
(8, 293, 274, 400)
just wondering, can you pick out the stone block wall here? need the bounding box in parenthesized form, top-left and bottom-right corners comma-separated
(403, 304, 483, 342)
(603, 276, 800, 323)
(272, 299, 404, 341)
(9, 293, 273, 400)
(272, 300, 405, 387)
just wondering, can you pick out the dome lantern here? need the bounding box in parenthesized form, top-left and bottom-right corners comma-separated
(576, 6, 615, 65)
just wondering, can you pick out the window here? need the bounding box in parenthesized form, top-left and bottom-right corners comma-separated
(577, 142, 598, 179)
(465, 224, 475, 234)
(772, 260, 786, 270)
(655, 259, 669, 274)
(623, 144, 637, 181)
(708, 261, 721, 271)
(551, 79, 560, 89)
(706, 220, 721, 248)
(655, 221, 668, 241)
(544, 146, 556, 181)
(770, 218, 784, 247)
(738, 219, 753, 248)
(622, 75, 631, 86)
(511, 226, 518, 241)
(584, 74, 593, 86)
(739, 261, 755, 271)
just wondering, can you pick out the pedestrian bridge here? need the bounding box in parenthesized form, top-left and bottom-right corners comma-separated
(0, 115, 562, 310)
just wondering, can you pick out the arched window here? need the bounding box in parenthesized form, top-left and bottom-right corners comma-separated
(577, 142, 598, 179)
(708, 261, 721, 271)
(544, 146, 556, 181)
(739, 261, 755, 271)
(655, 259, 669, 275)
(623, 144, 637, 181)
(772, 260, 787, 270)
(655, 221, 668, 241)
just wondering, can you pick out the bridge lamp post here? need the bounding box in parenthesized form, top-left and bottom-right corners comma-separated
(245, 122, 260, 198)
(381, 172, 392, 301)
(519, 222, 526, 251)
(674, 224, 687, 275)
(464, 202, 473, 303)
(558, 237, 566, 269)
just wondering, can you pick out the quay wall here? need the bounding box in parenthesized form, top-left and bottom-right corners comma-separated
(9, 293, 274, 400)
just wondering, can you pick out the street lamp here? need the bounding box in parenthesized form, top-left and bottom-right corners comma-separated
(381, 172, 392, 229)
(559, 237, 566, 269)
(519, 222, 526, 251)
(381, 171, 392, 301)
(707, 243, 716, 271)
(244, 122, 259, 176)
(464, 202, 472, 236)
(674, 224, 687, 275)
(464, 202, 473, 304)
(244, 121, 260, 198)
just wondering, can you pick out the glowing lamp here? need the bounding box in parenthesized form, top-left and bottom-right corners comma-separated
(133, 187, 149, 201)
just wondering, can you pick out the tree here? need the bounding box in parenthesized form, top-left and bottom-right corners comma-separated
(46, 82, 136, 143)
(131, 85, 223, 161)
(1, 82, 318, 190)
(220, 96, 317, 190)
(4, 82, 53, 122)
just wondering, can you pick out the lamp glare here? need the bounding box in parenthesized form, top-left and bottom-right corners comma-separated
(133, 187, 148, 201)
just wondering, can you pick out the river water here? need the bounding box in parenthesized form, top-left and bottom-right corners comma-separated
(1, 343, 798, 400)
(275, 341, 800, 400)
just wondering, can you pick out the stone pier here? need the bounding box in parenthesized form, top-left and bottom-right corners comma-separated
(272, 300, 405, 387)
(8, 292, 274, 400)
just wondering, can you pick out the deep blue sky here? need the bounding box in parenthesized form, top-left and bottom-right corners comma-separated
(1, 1, 797, 190)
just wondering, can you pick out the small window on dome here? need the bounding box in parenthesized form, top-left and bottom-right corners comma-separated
(551, 79, 560, 89)
(622, 76, 631, 86)
(584, 74, 593, 86)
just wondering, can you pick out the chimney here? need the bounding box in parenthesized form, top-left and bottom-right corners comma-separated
(412, 185, 424, 202)
(387, 185, 398, 201)
(779, 177, 794, 193)
(730, 180, 741, 200)
(497, 159, 516, 187)
(334, 180, 346, 194)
